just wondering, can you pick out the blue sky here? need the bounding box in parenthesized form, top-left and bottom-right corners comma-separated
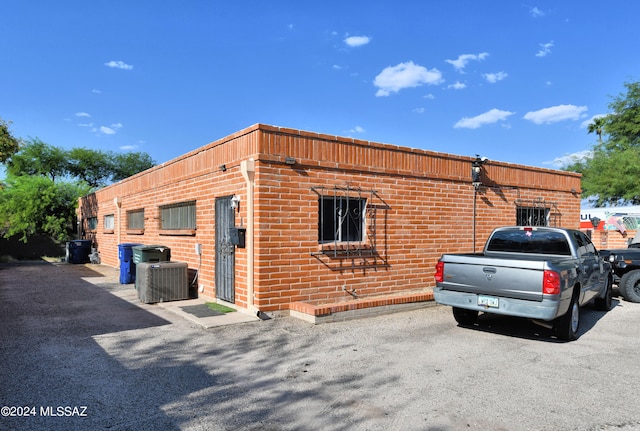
(2, 1, 639, 172)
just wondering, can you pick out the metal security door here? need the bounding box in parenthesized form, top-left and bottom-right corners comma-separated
(215, 196, 235, 303)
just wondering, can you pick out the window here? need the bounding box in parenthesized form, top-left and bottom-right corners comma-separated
(572, 231, 596, 257)
(160, 201, 196, 230)
(487, 230, 571, 255)
(104, 214, 115, 230)
(127, 209, 145, 229)
(311, 185, 389, 269)
(319, 196, 366, 243)
(87, 217, 98, 231)
(516, 206, 549, 227)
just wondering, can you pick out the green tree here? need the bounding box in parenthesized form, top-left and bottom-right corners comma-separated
(6, 141, 156, 187)
(0, 118, 21, 163)
(0, 124, 155, 246)
(603, 81, 640, 152)
(0, 175, 90, 242)
(66, 149, 155, 186)
(566, 80, 640, 205)
(5, 138, 68, 182)
(587, 116, 606, 144)
(67, 147, 112, 188)
(110, 151, 155, 182)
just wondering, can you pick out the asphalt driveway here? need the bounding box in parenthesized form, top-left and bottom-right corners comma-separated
(2, 260, 640, 431)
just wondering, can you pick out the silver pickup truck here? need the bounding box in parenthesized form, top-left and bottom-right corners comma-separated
(434, 226, 612, 341)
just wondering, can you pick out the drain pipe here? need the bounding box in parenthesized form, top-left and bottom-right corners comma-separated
(240, 158, 256, 313)
(114, 197, 122, 268)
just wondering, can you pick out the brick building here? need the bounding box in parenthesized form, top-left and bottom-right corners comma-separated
(78, 124, 582, 321)
(580, 208, 638, 251)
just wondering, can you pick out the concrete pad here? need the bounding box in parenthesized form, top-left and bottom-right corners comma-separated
(156, 298, 259, 328)
(79, 264, 259, 328)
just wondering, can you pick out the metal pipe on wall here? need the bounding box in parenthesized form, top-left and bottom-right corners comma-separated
(473, 189, 477, 253)
(114, 196, 122, 267)
(240, 158, 256, 312)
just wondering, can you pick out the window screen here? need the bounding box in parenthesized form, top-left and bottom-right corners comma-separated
(160, 201, 196, 230)
(104, 214, 115, 230)
(87, 217, 98, 230)
(127, 209, 145, 229)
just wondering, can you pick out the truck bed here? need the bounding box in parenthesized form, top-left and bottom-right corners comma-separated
(439, 253, 571, 298)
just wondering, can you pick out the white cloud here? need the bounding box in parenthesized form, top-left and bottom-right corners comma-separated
(78, 123, 93, 128)
(536, 41, 554, 57)
(448, 81, 466, 90)
(445, 52, 489, 72)
(75, 112, 91, 117)
(104, 60, 133, 70)
(344, 35, 371, 47)
(98, 123, 123, 135)
(349, 126, 365, 133)
(424, 93, 435, 100)
(374, 61, 443, 96)
(92, 89, 101, 94)
(413, 107, 425, 114)
(454, 108, 514, 129)
(530, 7, 545, 17)
(523, 104, 588, 124)
(483, 71, 508, 83)
(546, 150, 593, 168)
(333, 64, 343, 70)
(580, 114, 607, 128)
(120, 145, 139, 151)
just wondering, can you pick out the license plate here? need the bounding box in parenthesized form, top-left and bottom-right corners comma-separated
(478, 295, 499, 308)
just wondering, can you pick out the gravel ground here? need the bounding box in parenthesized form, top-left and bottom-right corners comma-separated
(2, 261, 640, 431)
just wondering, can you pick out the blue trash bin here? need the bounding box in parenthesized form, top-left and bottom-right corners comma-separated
(67, 240, 92, 264)
(118, 243, 143, 284)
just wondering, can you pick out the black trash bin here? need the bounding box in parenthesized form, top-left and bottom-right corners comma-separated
(118, 243, 143, 284)
(67, 240, 92, 264)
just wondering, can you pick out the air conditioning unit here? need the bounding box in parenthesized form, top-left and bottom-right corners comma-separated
(136, 261, 189, 304)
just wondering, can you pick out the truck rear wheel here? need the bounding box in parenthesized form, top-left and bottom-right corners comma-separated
(452, 307, 479, 326)
(555, 292, 579, 341)
(620, 270, 640, 303)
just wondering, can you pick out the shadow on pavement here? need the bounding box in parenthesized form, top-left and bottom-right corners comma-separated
(0, 261, 193, 430)
(453, 299, 619, 343)
(0, 261, 404, 431)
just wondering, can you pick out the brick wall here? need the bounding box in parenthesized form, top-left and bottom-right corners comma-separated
(587, 229, 636, 250)
(79, 124, 582, 315)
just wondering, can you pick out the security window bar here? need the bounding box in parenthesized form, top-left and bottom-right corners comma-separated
(515, 199, 560, 227)
(516, 206, 550, 227)
(311, 185, 390, 269)
(160, 201, 196, 230)
(104, 214, 115, 230)
(87, 217, 98, 230)
(319, 196, 366, 243)
(127, 209, 145, 229)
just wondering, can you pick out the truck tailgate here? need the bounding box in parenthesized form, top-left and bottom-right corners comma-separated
(439, 254, 546, 302)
